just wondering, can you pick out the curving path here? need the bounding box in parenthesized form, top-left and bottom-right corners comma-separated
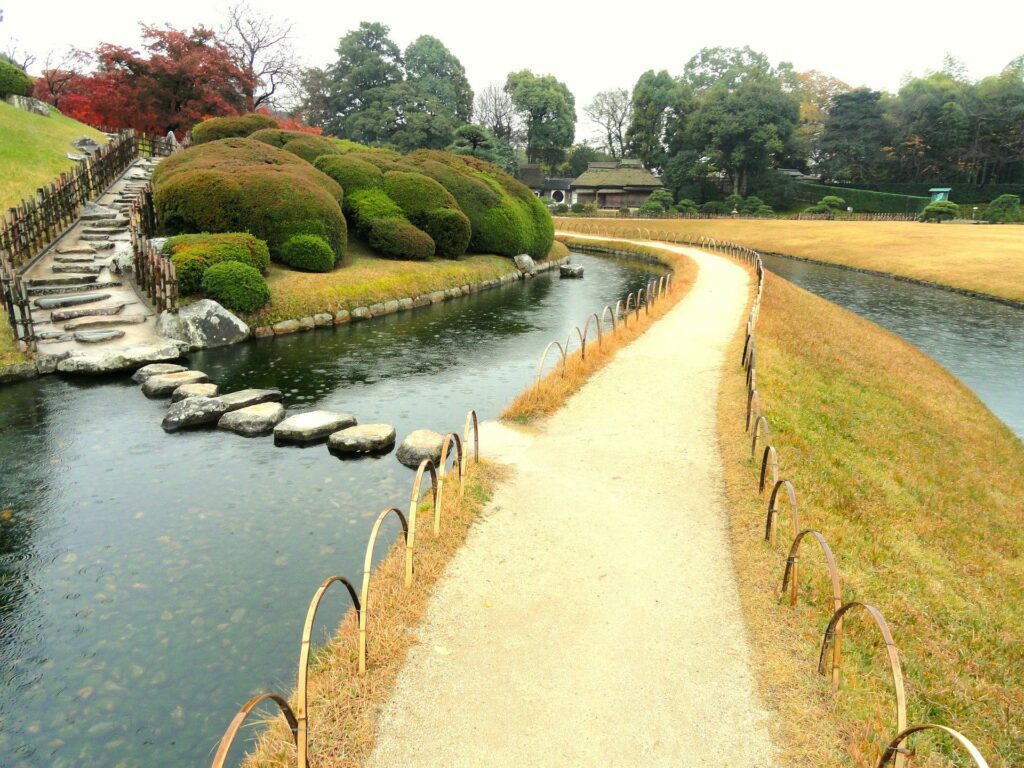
(367, 243, 774, 766)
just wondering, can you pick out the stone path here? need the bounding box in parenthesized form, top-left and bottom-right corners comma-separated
(367, 244, 776, 767)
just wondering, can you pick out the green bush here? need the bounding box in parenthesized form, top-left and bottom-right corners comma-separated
(201, 261, 271, 312)
(804, 203, 832, 214)
(618, 206, 630, 215)
(383, 171, 471, 257)
(367, 218, 435, 260)
(345, 188, 405, 236)
(638, 199, 664, 215)
(724, 193, 744, 211)
(754, 205, 775, 217)
(315, 155, 384, 193)
(554, 203, 570, 214)
(701, 201, 729, 214)
(279, 234, 336, 272)
(275, 134, 344, 164)
(820, 195, 847, 211)
(247, 128, 304, 149)
(570, 202, 585, 213)
(796, 182, 928, 213)
(0, 60, 33, 98)
(676, 198, 698, 214)
(739, 196, 765, 214)
(163, 233, 271, 293)
(191, 113, 277, 144)
(919, 200, 960, 222)
(646, 189, 674, 210)
(982, 194, 1022, 223)
(152, 138, 347, 265)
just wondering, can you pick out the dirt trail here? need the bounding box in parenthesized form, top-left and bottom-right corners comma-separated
(367, 243, 774, 766)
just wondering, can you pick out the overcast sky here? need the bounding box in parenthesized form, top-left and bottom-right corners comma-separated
(3, 0, 1021, 141)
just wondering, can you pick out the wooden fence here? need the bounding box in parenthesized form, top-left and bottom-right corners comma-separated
(566, 210, 920, 223)
(129, 185, 178, 313)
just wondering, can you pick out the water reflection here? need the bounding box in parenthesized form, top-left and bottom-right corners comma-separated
(761, 254, 1024, 440)
(0, 252, 664, 766)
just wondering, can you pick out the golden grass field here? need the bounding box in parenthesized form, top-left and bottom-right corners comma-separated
(556, 217, 1024, 304)
(719, 271, 1024, 767)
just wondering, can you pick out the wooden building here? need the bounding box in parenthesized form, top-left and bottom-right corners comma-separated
(570, 160, 662, 208)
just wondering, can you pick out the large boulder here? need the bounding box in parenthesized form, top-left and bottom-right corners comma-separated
(162, 396, 230, 432)
(141, 370, 209, 398)
(155, 299, 250, 350)
(218, 402, 285, 436)
(328, 424, 397, 455)
(396, 429, 444, 468)
(56, 341, 189, 374)
(560, 263, 584, 278)
(274, 410, 357, 444)
(513, 254, 536, 274)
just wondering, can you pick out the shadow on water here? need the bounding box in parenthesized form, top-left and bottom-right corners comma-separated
(0, 252, 665, 767)
(761, 253, 1024, 440)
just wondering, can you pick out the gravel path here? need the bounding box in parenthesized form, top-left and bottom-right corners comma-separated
(367, 244, 774, 766)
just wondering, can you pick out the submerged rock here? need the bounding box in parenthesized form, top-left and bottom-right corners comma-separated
(132, 362, 189, 383)
(274, 410, 356, 444)
(560, 263, 584, 278)
(396, 429, 444, 468)
(218, 402, 286, 436)
(141, 370, 209, 398)
(161, 396, 229, 432)
(329, 424, 397, 455)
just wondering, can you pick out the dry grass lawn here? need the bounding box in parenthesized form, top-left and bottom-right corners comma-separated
(719, 271, 1024, 766)
(556, 217, 1024, 304)
(0, 314, 26, 366)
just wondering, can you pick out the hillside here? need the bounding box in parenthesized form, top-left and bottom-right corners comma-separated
(0, 100, 105, 210)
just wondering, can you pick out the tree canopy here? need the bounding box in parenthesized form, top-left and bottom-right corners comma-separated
(504, 70, 576, 166)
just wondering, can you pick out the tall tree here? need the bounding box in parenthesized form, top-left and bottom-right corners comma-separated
(682, 46, 774, 92)
(321, 21, 403, 135)
(33, 48, 91, 110)
(817, 89, 890, 183)
(504, 70, 576, 166)
(624, 70, 679, 171)
(474, 82, 518, 143)
(404, 35, 473, 122)
(584, 88, 632, 158)
(220, 2, 300, 111)
(797, 70, 851, 166)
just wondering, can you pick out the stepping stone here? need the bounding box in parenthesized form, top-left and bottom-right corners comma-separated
(218, 402, 286, 437)
(79, 234, 111, 242)
(396, 429, 445, 468)
(131, 363, 189, 383)
(53, 263, 102, 274)
(35, 292, 111, 309)
(56, 244, 97, 255)
(54, 255, 98, 264)
(216, 388, 283, 412)
(82, 227, 126, 236)
(171, 383, 220, 402)
(274, 411, 356, 444)
(142, 370, 209, 398)
(29, 281, 120, 296)
(51, 303, 129, 321)
(329, 424, 397, 455)
(74, 329, 125, 343)
(26, 274, 98, 287)
(63, 315, 146, 331)
(37, 331, 71, 341)
(81, 203, 119, 221)
(90, 241, 116, 251)
(162, 396, 229, 432)
(83, 220, 129, 230)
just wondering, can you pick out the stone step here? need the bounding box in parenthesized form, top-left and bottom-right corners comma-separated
(80, 203, 119, 221)
(37, 331, 71, 341)
(56, 244, 98, 255)
(83, 219, 129, 230)
(52, 263, 103, 275)
(82, 227, 127, 236)
(26, 274, 99, 287)
(34, 292, 112, 308)
(50, 302, 131, 321)
(28, 281, 121, 297)
(79, 233, 111, 242)
(74, 329, 125, 343)
(54, 254, 98, 264)
(64, 315, 146, 331)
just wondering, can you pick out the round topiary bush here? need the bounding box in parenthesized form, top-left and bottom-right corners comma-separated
(919, 200, 960, 223)
(279, 234, 336, 272)
(982, 194, 1022, 223)
(277, 135, 344, 164)
(314, 155, 384, 193)
(368, 218, 435, 260)
(420, 207, 472, 258)
(153, 138, 347, 265)
(201, 261, 271, 312)
(247, 128, 305, 149)
(191, 113, 277, 144)
(701, 201, 729, 214)
(820, 195, 847, 211)
(382, 171, 471, 258)
(163, 233, 271, 294)
(0, 60, 33, 98)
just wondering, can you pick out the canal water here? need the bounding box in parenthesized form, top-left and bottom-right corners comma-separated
(760, 254, 1024, 441)
(0, 252, 666, 767)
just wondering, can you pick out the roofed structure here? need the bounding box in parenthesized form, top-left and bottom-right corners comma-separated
(570, 159, 662, 209)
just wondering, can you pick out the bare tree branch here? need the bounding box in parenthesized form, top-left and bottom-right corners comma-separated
(220, 2, 300, 111)
(4, 41, 36, 72)
(474, 82, 520, 147)
(584, 88, 632, 159)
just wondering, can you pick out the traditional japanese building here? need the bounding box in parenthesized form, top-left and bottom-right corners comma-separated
(570, 159, 662, 208)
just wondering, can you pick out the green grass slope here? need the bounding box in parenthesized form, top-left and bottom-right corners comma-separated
(0, 100, 105, 211)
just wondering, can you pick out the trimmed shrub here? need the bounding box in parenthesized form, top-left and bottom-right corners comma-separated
(279, 234, 336, 272)
(918, 200, 961, 222)
(701, 201, 729, 214)
(345, 188, 405, 235)
(754, 205, 775, 217)
(247, 128, 305, 149)
(383, 171, 471, 257)
(739, 195, 765, 214)
(201, 261, 270, 312)
(820, 195, 847, 211)
(618, 206, 630, 215)
(0, 61, 33, 98)
(279, 135, 344, 163)
(638, 199, 664, 215)
(804, 203, 832, 214)
(315, 155, 383, 193)
(163, 233, 271, 293)
(554, 203, 570, 213)
(570, 202, 585, 213)
(646, 189, 674, 210)
(982, 194, 1022, 223)
(367, 218, 435, 260)
(676, 198, 698, 214)
(153, 138, 347, 265)
(191, 113, 277, 144)
(724, 193, 744, 211)
(795, 182, 927, 213)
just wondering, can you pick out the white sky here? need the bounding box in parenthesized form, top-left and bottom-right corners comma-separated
(3, 0, 1022, 141)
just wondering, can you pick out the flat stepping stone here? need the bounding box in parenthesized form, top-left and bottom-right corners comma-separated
(90, 242, 116, 251)
(216, 388, 283, 412)
(131, 363, 189, 383)
(274, 410, 356, 444)
(26, 274, 98, 287)
(80, 203, 119, 221)
(56, 244, 97, 255)
(329, 424, 396, 455)
(79, 234, 111, 242)
(396, 429, 445, 468)
(82, 227, 126, 236)
(218, 402, 286, 437)
(171, 383, 220, 402)
(35, 292, 111, 309)
(142, 370, 209, 398)
(51, 303, 129, 321)
(54, 254, 98, 264)
(37, 331, 71, 341)
(82, 220, 128, 230)
(29, 281, 120, 297)
(52, 263, 102, 274)
(74, 329, 125, 343)
(162, 396, 229, 432)
(63, 315, 146, 331)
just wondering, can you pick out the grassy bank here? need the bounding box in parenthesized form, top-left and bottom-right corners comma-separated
(241, 240, 567, 326)
(719, 272, 1024, 766)
(240, 461, 500, 768)
(0, 101, 105, 211)
(503, 235, 696, 423)
(556, 217, 1024, 304)
(0, 315, 26, 366)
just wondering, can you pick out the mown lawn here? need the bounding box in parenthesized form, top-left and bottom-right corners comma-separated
(557, 217, 1024, 304)
(719, 272, 1024, 766)
(0, 100, 105, 211)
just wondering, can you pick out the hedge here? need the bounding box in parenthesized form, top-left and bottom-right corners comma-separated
(827, 181, 1024, 204)
(314, 155, 383, 194)
(162, 233, 271, 293)
(367, 218, 434, 261)
(191, 113, 277, 145)
(795, 182, 928, 213)
(383, 171, 471, 257)
(279, 234, 336, 272)
(201, 261, 271, 312)
(0, 61, 33, 98)
(153, 138, 347, 265)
